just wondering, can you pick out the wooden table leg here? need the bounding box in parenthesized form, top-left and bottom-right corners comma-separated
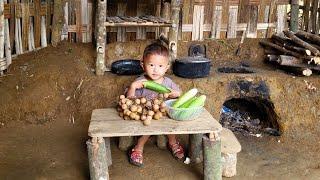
(119, 136, 134, 151)
(87, 137, 109, 180)
(157, 135, 168, 150)
(203, 132, 222, 180)
(189, 134, 204, 163)
(104, 137, 112, 166)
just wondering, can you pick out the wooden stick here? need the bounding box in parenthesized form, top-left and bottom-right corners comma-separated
(86, 137, 109, 180)
(95, 0, 107, 75)
(203, 133, 222, 180)
(41, 16, 47, 47)
(260, 40, 301, 58)
(0, 0, 4, 58)
(295, 30, 320, 46)
(189, 134, 203, 164)
(283, 30, 320, 56)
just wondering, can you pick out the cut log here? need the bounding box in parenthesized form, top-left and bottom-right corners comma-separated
(272, 34, 311, 56)
(277, 55, 320, 71)
(119, 136, 134, 151)
(203, 133, 222, 180)
(295, 30, 320, 46)
(260, 40, 301, 58)
(156, 135, 167, 150)
(86, 137, 109, 180)
(283, 30, 320, 56)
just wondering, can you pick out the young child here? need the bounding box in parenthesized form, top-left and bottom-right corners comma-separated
(126, 43, 185, 167)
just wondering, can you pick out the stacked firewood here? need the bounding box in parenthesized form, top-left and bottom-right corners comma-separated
(260, 30, 320, 76)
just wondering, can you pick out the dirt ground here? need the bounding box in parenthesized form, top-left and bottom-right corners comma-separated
(0, 40, 319, 179)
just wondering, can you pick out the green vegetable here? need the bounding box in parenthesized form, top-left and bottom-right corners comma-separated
(143, 81, 171, 93)
(188, 95, 206, 108)
(178, 96, 197, 108)
(172, 88, 198, 108)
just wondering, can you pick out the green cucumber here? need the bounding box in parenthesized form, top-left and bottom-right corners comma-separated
(178, 96, 197, 108)
(143, 81, 171, 93)
(187, 95, 206, 108)
(172, 88, 198, 108)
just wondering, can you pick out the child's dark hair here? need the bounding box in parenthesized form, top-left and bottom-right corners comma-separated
(143, 43, 169, 61)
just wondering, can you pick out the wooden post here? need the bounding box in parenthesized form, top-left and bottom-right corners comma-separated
(192, 5, 204, 40)
(52, 0, 64, 46)
(160, 1, 170, 37)
(247, 5, 258, 38)
(227, 5, 238, 38)
(303, 0, 311, 32)
(81, 0, 88, 42)
(41, 16, 47, 47)
(290, 0, 299, 32)
(156, 135, 167, 150)
(104, 137, 112, 166)
(210, 5, 222, 39)
(136, 0, 146, 40)
(189, 134, 203, 164)
(203, 132, 222, 180)
(61, 2, 68, 40)
(117, 2, 126, 42)
(87, 1, 93, 42)
(28, 17, 35, 51)
(266, 0, 277, 37)
(119, 136, 134, 151)
(168, 0, 181, 62)
(22, 0, 29, 51)
(155, 0, 161, 39)
(95, 0, 106, 76)
(276, 4, 287, 34)
(86, 137, 109, 180)
(311, 0, 319, 33)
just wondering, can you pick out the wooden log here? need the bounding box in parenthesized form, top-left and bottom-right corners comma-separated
(118, 136, 134, 151)
(95, 0, 106, 76)
(41, 16, 47, 47)
(156, 135, 167, 150)
(4, 13, 11, 67)
(189, 134, 203, 164)
(311, 0, 319, 33)
(271, 34, 311, 56)
(86, 137, 109, 180)
(51, 0, 63, 46)
(295, 30, 320, 46)
(0, 0, 4, 58)
(168, 0, 181, 62)
(277, 55, 320, 71)
(203, 133, 222, 180)
(260, 40, 301, 58)
(290, 0, 299, 32)
(283, 30, 320, 56)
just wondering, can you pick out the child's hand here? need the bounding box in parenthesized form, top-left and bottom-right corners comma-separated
(130, 79, 146, 90)
(168, 89, 181, 99)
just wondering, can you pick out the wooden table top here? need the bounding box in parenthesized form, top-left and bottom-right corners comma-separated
(88, 108, 222, 137)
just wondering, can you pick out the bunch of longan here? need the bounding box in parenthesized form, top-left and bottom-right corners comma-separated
(117, 94, 169, 126)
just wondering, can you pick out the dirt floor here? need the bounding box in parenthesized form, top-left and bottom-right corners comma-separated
(0, 40, 319, 179)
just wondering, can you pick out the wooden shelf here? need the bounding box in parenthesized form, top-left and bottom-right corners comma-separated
(105, 15, 172, 27)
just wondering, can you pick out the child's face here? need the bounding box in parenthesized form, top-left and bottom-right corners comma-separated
(141, 54, 169, 81)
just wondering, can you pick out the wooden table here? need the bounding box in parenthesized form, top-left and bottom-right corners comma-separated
(87, 108, 222, 180)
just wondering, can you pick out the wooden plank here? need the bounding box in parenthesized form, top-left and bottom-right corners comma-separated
(88, 108, 222, 137)
(160, 1, 170, 37)
(211, 5, 222, 39)
(9, 0, 14, 51)
(81, 0, 87, 42)
(28, 16, 35, 51)
(136, 0, 147, 40)
(61, 1, 68, 40)
(0, 0, 4, 58)
(4, 0, 11, 67)
(87, 1, 92, 42)
(117, 2, 126, 42)
(266, 0, 277, 37)
(22, 0, 30, 51)
(303, 0, 311, 32)
(192, 5, 204, 40)
(75, 0, 82, 42)
(183, 22, 275, 32)
(34, 0, 41, 47)
(247, 5, 258, 38)
(311, 0, 319, 33)
(227, 5, 238, 38)
(46, 0, 52, 42)
(276, 4, 287, 34)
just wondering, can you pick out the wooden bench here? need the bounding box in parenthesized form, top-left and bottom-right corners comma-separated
(87, 108, 223, 180)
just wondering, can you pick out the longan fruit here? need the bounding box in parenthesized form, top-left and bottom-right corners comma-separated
(140, 97, 147, 104)
(143, 118, 151, 126)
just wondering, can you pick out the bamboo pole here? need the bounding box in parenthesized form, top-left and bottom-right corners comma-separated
(86, 137, 109, 180)
(4, 0, 11, 67)
(189, 134, 203, 164)
(95, 0, 106, 76)
(0, 0, 4, 58)
(290, 0, 299, 32)
(41, 16, 47, 47)
(203, 133, 222, 180)
(168, 0, 181, 62)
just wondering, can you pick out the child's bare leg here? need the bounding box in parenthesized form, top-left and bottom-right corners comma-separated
(134, 135, 150, 151)
(167, 134, 178, 144)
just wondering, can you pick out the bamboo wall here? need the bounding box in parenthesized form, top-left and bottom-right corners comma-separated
(102, 0, 290, 43)
(0, 0, 53, 74)
(301, 0, 320, 34)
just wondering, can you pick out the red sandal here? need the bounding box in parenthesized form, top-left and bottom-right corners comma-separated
(168, 141, 185, 160)
(129, 148, 144, 167)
